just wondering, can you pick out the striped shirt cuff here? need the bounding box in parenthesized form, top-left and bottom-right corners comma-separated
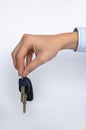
(74, 27, 86, 52)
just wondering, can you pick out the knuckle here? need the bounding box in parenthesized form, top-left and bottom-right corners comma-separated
(22, 34, 29, 41)
(21, 34, 28, 44)
(22, 34, 28, 39)
(22, 34, 33, 44)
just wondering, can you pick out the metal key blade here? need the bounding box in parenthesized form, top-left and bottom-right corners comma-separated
(22, 94, 27, 113)
(21, 86, 27, 113)
(23, 102, 26, 113)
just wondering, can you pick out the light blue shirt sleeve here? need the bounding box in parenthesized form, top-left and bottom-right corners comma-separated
(74, 27, 86, 52)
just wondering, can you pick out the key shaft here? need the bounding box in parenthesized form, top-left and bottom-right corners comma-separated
(23, 102, 26, 113)
(21, 86, 27, 113)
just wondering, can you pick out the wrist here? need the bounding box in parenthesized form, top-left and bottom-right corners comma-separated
(62, 32, 78, 51)
(54, 32, 78, 51)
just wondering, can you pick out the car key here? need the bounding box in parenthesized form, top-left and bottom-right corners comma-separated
(19, 77, 33, 113)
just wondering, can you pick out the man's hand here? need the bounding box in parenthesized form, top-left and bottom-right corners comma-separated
(11, 32, 78, 76)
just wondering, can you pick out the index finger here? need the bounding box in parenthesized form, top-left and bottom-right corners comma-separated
(16, 43, 28, 76)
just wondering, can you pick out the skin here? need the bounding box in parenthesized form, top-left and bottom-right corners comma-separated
(11, 32, 78, 77)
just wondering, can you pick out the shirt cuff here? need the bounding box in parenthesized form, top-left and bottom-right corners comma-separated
(74, 27, 86, 52)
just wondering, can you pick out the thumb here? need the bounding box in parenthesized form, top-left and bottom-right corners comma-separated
(23, 57, 41, 76)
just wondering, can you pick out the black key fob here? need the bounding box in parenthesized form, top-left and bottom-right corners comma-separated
(19, 77, 33, 101)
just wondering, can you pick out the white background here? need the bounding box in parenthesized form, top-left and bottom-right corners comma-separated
(0, 0, 86, 130)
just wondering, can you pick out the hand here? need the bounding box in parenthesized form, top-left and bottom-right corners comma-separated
(11, 32, 78, 76)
